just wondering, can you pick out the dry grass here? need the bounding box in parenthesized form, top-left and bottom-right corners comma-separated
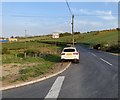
(2, 62, 69, 87)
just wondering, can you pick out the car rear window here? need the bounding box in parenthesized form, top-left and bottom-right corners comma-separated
(64, 49, 75, 52)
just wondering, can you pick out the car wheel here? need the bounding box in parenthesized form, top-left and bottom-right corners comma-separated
(61, 59, 64, 62)
(77, 60, 79, 63)
(73, 59, 79, 63)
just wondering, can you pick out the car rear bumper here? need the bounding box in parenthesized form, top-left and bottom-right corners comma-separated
(61, 59, 79, 63)
(61, 55, 79, 60)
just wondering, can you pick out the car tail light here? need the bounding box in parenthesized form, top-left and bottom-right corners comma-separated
(61, 53, 65, 55)
(73, 52, 79, 55)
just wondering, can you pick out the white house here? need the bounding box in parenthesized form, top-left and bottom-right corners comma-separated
(52, 33, 59, 39)
(8, 38, 18, 42)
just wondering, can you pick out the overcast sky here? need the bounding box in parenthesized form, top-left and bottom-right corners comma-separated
(1, 2, 118, 37)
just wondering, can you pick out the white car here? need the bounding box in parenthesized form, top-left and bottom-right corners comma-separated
(61, 47, 79, 63)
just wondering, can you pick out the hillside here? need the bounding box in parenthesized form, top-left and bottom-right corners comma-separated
(7, 29, 119, 53)
(77, 30, 118, 45)
(40, 29, 119, 53)
(39, 29, 118, 44)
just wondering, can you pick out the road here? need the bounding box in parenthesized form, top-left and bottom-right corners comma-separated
(2, 45, 118, 99)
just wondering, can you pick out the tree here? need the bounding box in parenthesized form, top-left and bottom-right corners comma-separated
(59, 33, 63, 37)
(74, 32, 80, 35)
(116, 28, 120, 30)
(11, 36, 14, 38)
(63, 32, 71, 36)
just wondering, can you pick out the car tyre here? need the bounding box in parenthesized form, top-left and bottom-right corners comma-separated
(73, 59, 79, 63)
(61, 59, 64, 62)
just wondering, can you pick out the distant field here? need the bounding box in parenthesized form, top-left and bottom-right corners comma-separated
(39, 29, 119, 53)
(17, 35, 51, 42)
(15, 29, 118, 46)
(36, 30, 118, 45)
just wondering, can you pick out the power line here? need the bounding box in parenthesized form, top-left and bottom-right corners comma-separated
(1, 13, 119, 18)
(65, 0, 73, 15)
(74, 14, 119, 16)
(1, 14, 71, 18)
(65, 0, 75, 46)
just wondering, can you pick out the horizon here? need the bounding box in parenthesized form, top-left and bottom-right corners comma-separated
(1, 28, 118, 38)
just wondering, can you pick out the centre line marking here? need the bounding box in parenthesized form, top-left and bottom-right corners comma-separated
(91, 53, 97, 57)
(100, 58, 113, 66)
(45, 76, 65, 99)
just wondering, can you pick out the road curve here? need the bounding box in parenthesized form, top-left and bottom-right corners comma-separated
(2, 45, 118, 99)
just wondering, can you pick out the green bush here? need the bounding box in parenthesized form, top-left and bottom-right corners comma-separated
(19, 67, 33, 74)
(109, 44, 120, 53)
(19, 75, 29, 81)
(100, 43, 119, 53)
(17, 53, 24, 58)
(2, 47, 10, 54)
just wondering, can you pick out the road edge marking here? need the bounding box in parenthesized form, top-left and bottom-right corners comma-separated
(45, 76, 65, 99)
(1, 62, 71, 91)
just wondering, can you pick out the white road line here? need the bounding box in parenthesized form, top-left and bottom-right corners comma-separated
(45, 76, 65, 99)
(100, 58, 113, 66)
(91, 53, 97, 57)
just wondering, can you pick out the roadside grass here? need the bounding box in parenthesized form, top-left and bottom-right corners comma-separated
(2, 41, 64, 83)
(14, 56, 59, 82)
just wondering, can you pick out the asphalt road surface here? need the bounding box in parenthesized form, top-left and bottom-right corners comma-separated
(2, 45, 118, 99)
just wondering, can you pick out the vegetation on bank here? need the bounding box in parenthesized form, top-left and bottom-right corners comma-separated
(77, 29, 119, 53)
(2, 41, 66, 82)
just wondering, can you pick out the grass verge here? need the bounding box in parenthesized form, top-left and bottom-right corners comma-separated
(2, 41, 65, 84)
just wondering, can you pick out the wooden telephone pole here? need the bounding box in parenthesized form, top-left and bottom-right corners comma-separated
(72, 15, 74, 47)
(65, 0, 74, 47)
(24, 29, 27, 58)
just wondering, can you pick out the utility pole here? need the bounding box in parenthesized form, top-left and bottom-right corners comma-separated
(72, 14, 74, 47)
(65, 0, 74, 46)
(25, 29, 27, 49)
(24, 29, 27, 58)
